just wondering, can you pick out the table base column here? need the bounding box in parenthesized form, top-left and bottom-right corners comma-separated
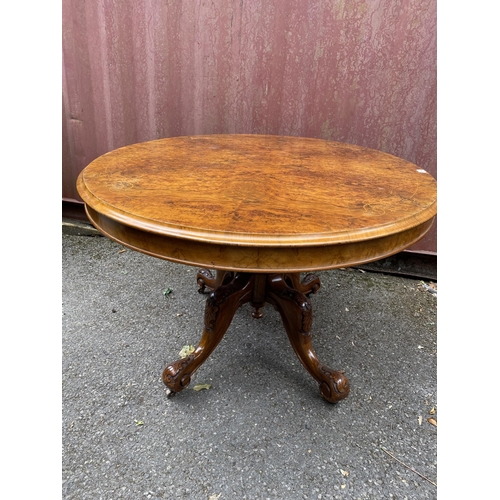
(162, 271, 350, 403)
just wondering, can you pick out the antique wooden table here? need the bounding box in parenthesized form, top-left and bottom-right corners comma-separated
(76, 134, 437, 403)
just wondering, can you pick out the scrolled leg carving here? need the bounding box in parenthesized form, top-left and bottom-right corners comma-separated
(196, 269, 216, 294)
(317, 363, 350, 403)
(266, 274, 350, 403)
(163, 273, 253, 395)
(162, 355, 196, 395)
(197, 269, 234, 293)
(286, 273, 321, 296)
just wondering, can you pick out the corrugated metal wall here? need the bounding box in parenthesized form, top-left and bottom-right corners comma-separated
(62, 0, 437, 253)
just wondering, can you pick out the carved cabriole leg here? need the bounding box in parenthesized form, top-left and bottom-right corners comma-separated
(266, 274, 350, 403)
(163, 273, 252, 395)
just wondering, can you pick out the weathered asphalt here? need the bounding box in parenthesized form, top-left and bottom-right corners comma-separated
(62, 225, 437, 500)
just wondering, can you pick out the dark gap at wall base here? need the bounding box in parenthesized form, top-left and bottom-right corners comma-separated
(63, 199, 88, 222)
(355, 254, 436, 282)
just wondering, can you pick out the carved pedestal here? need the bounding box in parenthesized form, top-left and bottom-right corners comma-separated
(162, 271, 350, 403)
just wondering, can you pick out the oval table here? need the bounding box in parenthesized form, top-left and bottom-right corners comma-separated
(76, 134, 437, 403)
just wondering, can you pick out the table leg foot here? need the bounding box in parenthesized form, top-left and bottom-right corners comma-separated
(163, 272, 253, 394)
(266, 274, 350, 403)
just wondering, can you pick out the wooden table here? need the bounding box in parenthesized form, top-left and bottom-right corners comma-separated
(76, 134, 437, 403)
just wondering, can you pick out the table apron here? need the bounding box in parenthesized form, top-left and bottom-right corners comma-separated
(85, 206, 434, 273)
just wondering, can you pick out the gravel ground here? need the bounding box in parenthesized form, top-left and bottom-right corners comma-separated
(62, 233, 437, 499)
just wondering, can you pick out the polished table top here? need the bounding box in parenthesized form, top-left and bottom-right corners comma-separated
(77, 134, 437, 272)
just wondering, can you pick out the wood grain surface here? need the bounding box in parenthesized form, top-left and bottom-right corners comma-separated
(77, 134, 436, 272)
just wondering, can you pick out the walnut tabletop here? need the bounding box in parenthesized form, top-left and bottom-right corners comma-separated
(77, 134, 437, 403)
(76, 134, 436, 273)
